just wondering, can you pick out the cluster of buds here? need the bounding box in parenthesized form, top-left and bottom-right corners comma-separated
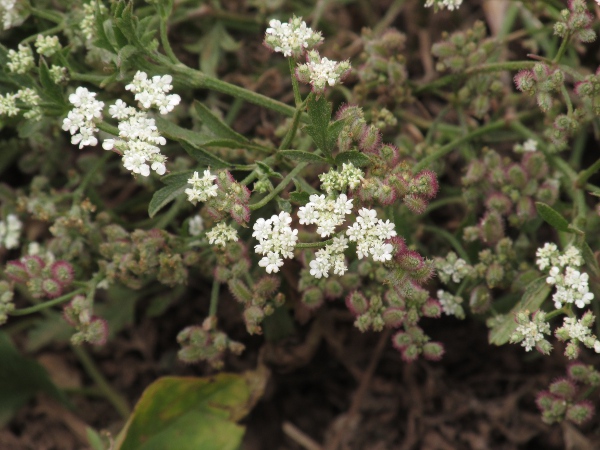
(536, 375, 596, 425)
(435, 252, 471, 285)
(509, 310, 552, 354)
(555, 311, 600, 359)
(227, 276, 284, 334)
(468, 238, 518, 290)
(353, 28, 410, 105)
(392, 327, 444, 363)
(5, 255, 74, 299)
(98, 225, 188, 289)
(63, 294, 108, 345)
(514, 63, 564, 113)
(553, 0, 596, 44)
(432, 21, 497, 73)
(177, 317, 245, 368)
(0, 281, 14, 325)
(462, 148, 559, 233)
(335, 106, 439, 213)
(193, 170, 251, 226)
(295, 50, 351, 95)
(213, 240, 252, 283)
(456, 74, 503, 119)
(574, 66, 600, 115)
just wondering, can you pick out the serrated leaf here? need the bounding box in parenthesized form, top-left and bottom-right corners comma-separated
(116, 45, 138, 69)
(535, 202, 570, 233)
(38, 59, 64, 105)
(489, 277, 551, 346)
(193, 101, 248, 143)
(280, 150, 327, 163)
(148, 183, 186, 218)
(305, 95, 333, 157)
(335, 151, 371, 167)
(289, 191, 310, 205)
(327, 119, 345, 152)
(277, 198, 292, 213)
(114, 368, 269, 450)
(180, 141, 230, 169)
(161, 170, 195, 186)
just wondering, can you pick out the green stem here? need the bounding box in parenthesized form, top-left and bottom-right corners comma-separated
(544, 307, 566, 321)
(552, 33, 570, 64)
(295, 238, 334, 249)
(28, 7, 63, 23)
(160, 18, 180, 64)
(577, 158, 600, 188)
(154, 196, 185, 229)
(561, 84, 573, 116)
(97, 121, 120, 136)
(279, 94, 310, 150)
(425, 196, 465, 214)
(74, 152, 112, 200)
(71, 346, 131, 419)
(249, 163, 308, 211)
(22, 24, 64, 44)
(209, 281, 220, 317)
(289, 58, 302, 107)
(10, 288, 86, 316)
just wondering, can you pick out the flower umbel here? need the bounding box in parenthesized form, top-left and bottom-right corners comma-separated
(295, 50, 351, 94)
(264, 15, 323, 58)
(185, 170, 218, 204)
(253, 212, 298, 274)
(206, 223, 239, 247)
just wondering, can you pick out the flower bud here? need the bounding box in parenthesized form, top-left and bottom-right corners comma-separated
(567, 402, 595, 425)
(485, 262, 505, 289)
(410, 260, 435, 283)
(405, 307, 419, 326)
(346, 290, 369, 315)
(411, 170, 439, 199)
(22, 255, 45, 277)
(50, 261, 74, 287)
(387, 173, 409, 198)
(87, 317, 109, 345)
(514, 70, 535, 93)
(422, 342, 444, 361)
(230, 201, 250, 225)
(403, 194, 427, 214)
(324, 279, 343, 299)
(479, 211, 504, 245)
(41, 278, 63, 298)
(255, 276, 280, 297)
(378, 144, 400, 167)
(469, 284, 491, 314)
(564, 342, 580, 360)
(421, 299, 441, 318)
(214, 266, 231, 283)
(243, 306, 265, 334)
(392, 330, 411, 350)
(5, 260, 29, 283)
(395, 249, 424, 272)
(536, 339, 553, 355)
(567, 362, 589, 382)
(549, 378, 576, 400)
(506, 164, 528, 189)
(536, 181, 559, 205)
(228, 279, 253, 304)
(382, 307, 405, 327)
(536, 92, 552, 112)
(401, 344, 420, 362)
(485, 193, 512, 215)
(359, 125, 381, 153)
(522, 152, 548, 179)
(301, 287, 324, 309)
(354, 313, 372, 332)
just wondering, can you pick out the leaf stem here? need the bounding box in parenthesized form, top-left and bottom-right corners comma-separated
(295, 238, 334, 249)
(289, 58, 302, 107)
(160, 18, 180, 65)
(249, 163, 308, 211)
(209, 280, 220, 317)
(10, 288, 86, 316)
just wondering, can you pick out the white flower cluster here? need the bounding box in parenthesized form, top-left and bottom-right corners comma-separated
(34, 34, 61, 57)
(555, 312, 600, 354)
(435, 252, 470, 284)
(206, 223, 238, 247)
(264, 16, 323, 58)
(125, 72, 181, 115)
(62, 87, 104, 149)
(7, 43, 34, 74)
(0, 214, 22, 249)
(80, 2, 104, 42)
(536, 243, 593, 309)
(49, 65, 68, 84)
(296, 50, 351, 94)
(319, 163, 364, 194)
(309, 236, 348, 279)
(424, 0, 463, 11)
(437, 290, 465, 319)
(346, 208, 396, 261)
(0, 93, 18, 117)
(1, 0, 26, 30)
(185, 170, 218, 204)
(253, 212, 298, 274)
(17, 88, 41, 120)
(298, 194, 352, 238)
(101, 72, 179, 177)
(188, 215, 204, 236)
(510, 310, 551, 352)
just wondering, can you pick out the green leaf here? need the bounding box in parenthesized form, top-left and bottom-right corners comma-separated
(488, 277, 551, 346)
(305, 95, 333, 158)
(335, 151, 371, 167)
(180, 141, 230, 169)
(161, 170, 195, 186)
(582, 242, 600, 279)
(327, 119, 345, 153)
(256, 161, 282, 179)
(277, 198, 292, 213)
(280, 150, 328, 164)
(38, 59, 64, 105)
(114, 368, 269, 450)
(148, 183, 186, 218)
(289, 191, 310, 205)
(193, 101, 248, 144)
(535, 202, 570, 233)
(0, 331, 68, 426)
(86, 427, 107, 450)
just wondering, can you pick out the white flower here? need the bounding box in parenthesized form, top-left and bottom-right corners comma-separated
(253, 212, 298, 273)
(522, 139, 538, 152)
(308, 236, 348, 279)
(7, 43, 34, 74)
(536, 243, 559, 271)
(296, 50, 351, 94)
(510, 311, 551, 352)
(264, 15, 323, 58)
(62, 87, 104, 149)
(346, 208, 397, 262)
(318, 163, 364, 193)
(0, 93, 19, 117)
(424, 0, 463, 11)
(435, 251, 470, 284)
(437, 290, 465, 318)
(206, 223, 238, 247)
(49, 65, 68, 84)
(16, 88, 41, 121)
(188, 215, 204, 236)
(297, 193, 353, 238)
(125, 71, 181, 114)
(185, 170, 218, 204)
(0, 214, 22, 249)
(34, 34, 61, 57)
(1, 0, 26, 30)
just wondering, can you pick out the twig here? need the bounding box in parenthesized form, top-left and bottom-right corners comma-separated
(283, 421, 323, 450)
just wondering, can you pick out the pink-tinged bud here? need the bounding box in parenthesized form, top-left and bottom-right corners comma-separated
(392, 330, 411, 350)
(22, 255, 45, 277)
(536, 92, 552, 112)
(514, 70, 535, 92)
(485, 262, 505, 289)
(479, 211, 504, 245)
(255, 276, 280, 297)
(522, 153, 548, 179)
(462, 160, 487, 185)
(469, 284, 491, 314)
(387, 236, 406, 258)
(204, 206, 226, 221)
(243, 306, 265, 335)
(295, 65, 311, 84)
(516, 196, 536, 223)
(410, 260, 435, 284)
(535, 391, 554, 411)
(574, 81, 591, 97)
(485, 193, 512, 215)
(324, 279, 343, 299)
(87, 317, 109, 345)
(382, 307, 406, 327)
(422, 299, 442, 318)
(384, 289, 405, 308)
(359, 125, 381, 153)
(400, 344, 420, 363)
(377, 180, 397, 206)
(566, 362, 589, 382)
(422, 342, 445, 361)
(412, 170, 439, 199)
(403, 194, 427, 214)
(566, 401, 595, 425)
(395, 249, 424, 272)
(50, 261, 74, 287)
(5, 260, 29, 283)
(346, 290, 369, 315)
(231, 259, 251, 279)
(506, 164, 528, 189)
(228, 279, 253, 304)
(41, 278, 63, 298)
(230, 201, 250, 225)
(387, 174, 409, 198)
(378, 144, 400, 167)
(536, 181, 559, 205)
(302, 287, 324, 310)
(549, 378, 577, 400)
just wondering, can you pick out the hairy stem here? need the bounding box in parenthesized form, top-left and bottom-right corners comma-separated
(10, 288, 86, 316)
